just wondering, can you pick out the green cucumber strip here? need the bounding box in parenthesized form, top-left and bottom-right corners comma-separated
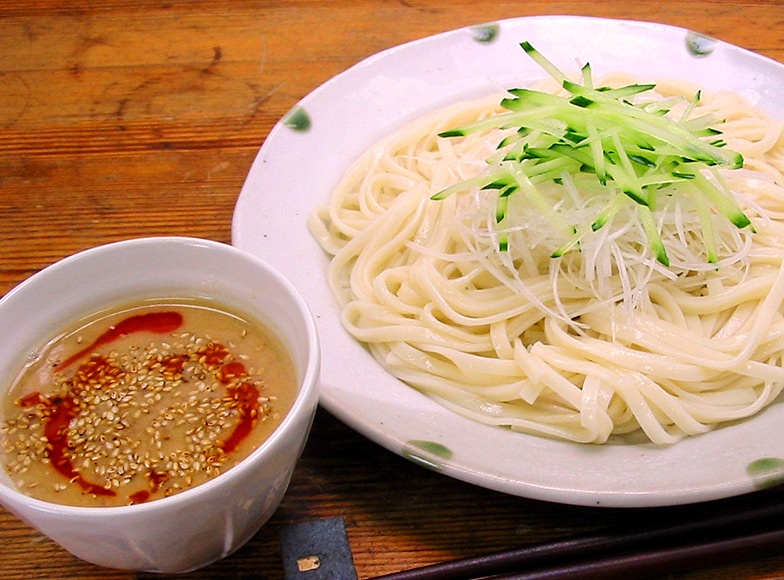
(437, 109, 552, 137)
(431, 168, 509, 200)
(592, 193, 630, 230)
(679, 89, 701, 122)
(498, 230, 509, 252)
(686, 182, 719, 263)
(564, 79, 656, 100)
(551, 228, 584, 258)
(580, 62, 594, 89)
(510, 167, 576, 239)
(520, 41, 567, 83)
(585, 118, 608, 185)
(495, 192, 509, 222)
(638, 205, 670, 266)
(688, 169, 752, 229)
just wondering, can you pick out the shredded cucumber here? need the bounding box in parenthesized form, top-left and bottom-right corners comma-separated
(432, 42, 751, 266)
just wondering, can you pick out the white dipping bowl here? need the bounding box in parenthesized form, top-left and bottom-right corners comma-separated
(0, 237, 320, 573)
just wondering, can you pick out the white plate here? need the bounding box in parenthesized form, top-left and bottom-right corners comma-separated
(232, 16, 784, 507)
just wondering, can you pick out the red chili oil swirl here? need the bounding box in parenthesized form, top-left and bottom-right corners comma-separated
(18, 310, 263, 504)
(220, 375, 261, 454)
(197, 344, 261, 455)
(19, 358, 118, 497)
(56, 311, 184, 371)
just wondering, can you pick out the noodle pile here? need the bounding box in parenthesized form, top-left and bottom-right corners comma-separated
(309, 76, 784, 444)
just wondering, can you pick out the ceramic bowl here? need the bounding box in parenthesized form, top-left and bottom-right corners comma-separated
(0, 237, 320, 572)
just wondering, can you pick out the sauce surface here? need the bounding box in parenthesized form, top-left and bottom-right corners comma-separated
(0, 299, 297, 507)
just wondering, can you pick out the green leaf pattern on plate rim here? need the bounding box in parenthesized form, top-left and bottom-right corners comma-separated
(686, 31, 717, 57)
(470, 22, 500, 44)
(747, 457, 784, 490)
(283, 106, 312, 132)
(402, 440, 454, 472)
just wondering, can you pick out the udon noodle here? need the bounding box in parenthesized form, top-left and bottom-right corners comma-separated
(309, 73, 784, 445)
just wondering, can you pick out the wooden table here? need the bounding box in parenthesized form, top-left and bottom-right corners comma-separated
(2, 1, 784, 578)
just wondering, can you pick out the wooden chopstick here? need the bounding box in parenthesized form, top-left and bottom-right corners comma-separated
(482, 528, 784, 580)
(369, 489, 784, 580)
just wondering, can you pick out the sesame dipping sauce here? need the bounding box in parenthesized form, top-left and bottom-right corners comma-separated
(0, 298, 297, 507)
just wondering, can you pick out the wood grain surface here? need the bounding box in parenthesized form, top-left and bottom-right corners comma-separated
(2, 1, 784, 578)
